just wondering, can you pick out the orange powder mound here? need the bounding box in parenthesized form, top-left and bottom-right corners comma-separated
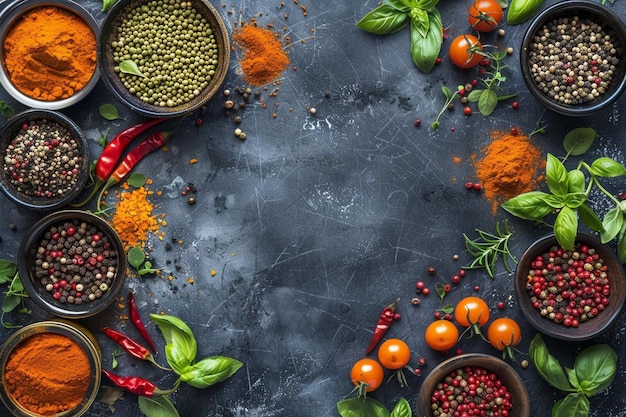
(110, 186, 161, 250)
(474, 130, 545, 215)
(233, 24, 289, 86)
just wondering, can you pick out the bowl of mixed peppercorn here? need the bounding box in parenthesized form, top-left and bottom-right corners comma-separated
(0, 109, 90, 211)
(416, 353, 530, 417)
(520, 0, 626, 116)
(98, 0, 230, 118)
(514, 232, 626, 341)
(17, 210, 127, 319)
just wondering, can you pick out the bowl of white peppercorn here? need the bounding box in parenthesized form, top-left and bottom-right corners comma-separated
(17, 210, 127, 319)
(98, 0, 230, 118)
(0, 110, 90, 211)
(520, 0, 626, 116)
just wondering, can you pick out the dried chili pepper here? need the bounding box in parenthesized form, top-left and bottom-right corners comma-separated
(101, 368, 177, 397)
(72, 118, 166, 207)
(365, 298, 400, 355)
(101, 326, 170, 371)
(128, 290, 158, 353)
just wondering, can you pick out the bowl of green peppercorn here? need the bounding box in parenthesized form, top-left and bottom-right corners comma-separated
(520, 1, 626, 116)
(98, 0, 230, 118)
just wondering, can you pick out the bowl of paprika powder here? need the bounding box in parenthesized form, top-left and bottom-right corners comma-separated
(0, 319, 101, 417)
(0, 0, 100, 110)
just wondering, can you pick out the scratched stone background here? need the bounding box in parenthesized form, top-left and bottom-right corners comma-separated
(0, 0, 625, 416)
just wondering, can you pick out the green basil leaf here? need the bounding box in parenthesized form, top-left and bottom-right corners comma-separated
(529, 333, 574, 392)
(546, 154, 569, 197)
(601, 207, 624, 243)
(128, 172, 148, 188)
(563, 127, 596, 156)
(578, 203, 603, 232)
(467, 89, 484, 102)
(337, 397, 391, 417)
(441, 86, 453, 100)
(554, 206, 577, 250)
(506, 0, 544, 25)
(390, 397, 411, 417)
(357, 5, 410, 35)
(412, 8, 429, 38)
(497, 93, 518, 101)
(127, 247, 146, 270)
(618, 225, 626, 263)
(165, 343, 194, 375)
(410, 9, 442, 73)
(138, 395, 180, 417)
(497, 0, 509, 8)
(551, 393, 589, 417)
(417, 0, 439, 9)
(589, 157, 626, 177)
(102, 0, 118, 12)
(567, 170, 585, 193)
(99, 103, 122, 121)
(501, 191, 555, 220)
(563, 192, 586, 209)
(9, 276, 23, 293)
(574, 344, 617, 396)
(0, 261, 17, 283)
(119, 59, 146, 77)
(179, 356, 243, 389)
(478, 88, 498, 116)
(565, 367, 580, 390)
(2, 294, 21, 313)
(384, 0, 411, 12)
(150, 314, 197, 373)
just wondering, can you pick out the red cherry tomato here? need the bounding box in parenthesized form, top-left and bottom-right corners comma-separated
(350, 358, 384, 392)
(449, 35, 483, 69)
(377, 338, 411, 370)
(468, 0, 503, 32)
(425, 319, 459, 352)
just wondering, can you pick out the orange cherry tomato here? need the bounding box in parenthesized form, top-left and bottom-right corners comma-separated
(454, 296, 490, 327)
(449, 35, 483, 69)
(425, 320, 459, 352)
(377, 338, 411, 370)
(487, 318, 522, 350)
(350, 358, 384, 392)
(468, 0, 503, 32)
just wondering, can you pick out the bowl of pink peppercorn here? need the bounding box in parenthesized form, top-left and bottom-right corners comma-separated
(514, 232, 626, 341)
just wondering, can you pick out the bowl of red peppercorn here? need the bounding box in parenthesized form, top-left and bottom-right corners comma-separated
(17, 210, 127, 319)
(514, 232, 626, 341)
(0, 109, 91, 211)
(416, 353, 530, 417)
(520, 1, 626, 116)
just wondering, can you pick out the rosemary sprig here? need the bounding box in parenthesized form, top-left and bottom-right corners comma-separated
(463, 220, 517, 278)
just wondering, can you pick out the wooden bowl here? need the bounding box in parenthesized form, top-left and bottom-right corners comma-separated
(416, 353, 530, 417)
(514, 232, 626, 341)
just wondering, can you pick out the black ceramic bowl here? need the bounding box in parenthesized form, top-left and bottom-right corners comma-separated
(520, 1, 626, 116)
(98, 0, 230, 118)
(514, 233, 626, 341)
(17, 210, 126, 319)
(416, 353, 530, 417)
(0, 110, 90, 211)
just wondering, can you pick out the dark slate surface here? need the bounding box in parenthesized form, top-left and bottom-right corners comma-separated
(0, 0, 625, 416)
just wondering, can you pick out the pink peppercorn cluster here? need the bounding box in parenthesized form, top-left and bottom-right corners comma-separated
(430, 366, 512, 417)
(525, 243, 609, 328)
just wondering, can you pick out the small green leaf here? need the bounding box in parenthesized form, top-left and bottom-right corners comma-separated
(127, 247, 146, 270)
(435, 282, 447, 301)
(438, 304, 454, 314)
(150, 314, 197, 374)
(551, 393, 589, 417)
(467, 89, 484, 102)
(477, 89, 498, 116)
(578, 203, 604, 232)
(2, 294, 21, 313)
(410, 10, 443, 73)
(554, 206, 578, 250)
(337, 397, 391, 417)
(563, 127, 595, 156)
(98, 127, 110, 148)
(127, 172, 147, 188)
(546, 154, 569, 197)
(506, 0, 544, 25)
(179, 356, 243, 388)
(566, 170, 585, 193)
(589, 157, 626, 177)
(384, 0, 412, 12)
(501, 191, 555, 221)
(442, 86, 453, 100)
(138, 395, 180, 417)
(356, 5, 410, 35)
(119, 59, 146, 77)
(102, 0, 118, 12)
(529, 333, 575, 392)
(390, 397, 411, 417)
(574, 344, 617, 396)
(563, 192, 586, 209)
(601, 207, 624, 243)
(0, 102, 15, 118)
(99, 104, 122, 121)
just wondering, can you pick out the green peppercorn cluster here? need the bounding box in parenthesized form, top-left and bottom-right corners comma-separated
(527, 16, 620, 105)
(111, 0, 219, 107)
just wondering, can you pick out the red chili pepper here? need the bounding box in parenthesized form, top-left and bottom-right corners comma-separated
(128, 290, 158, 353)
(101, 326, 169, 371)
(71, 118, 165, 207)
(101, 368, 177, 397)
(365, 298, 400, 355)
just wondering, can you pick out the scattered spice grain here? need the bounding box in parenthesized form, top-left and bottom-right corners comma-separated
(110, 186, 162, 251)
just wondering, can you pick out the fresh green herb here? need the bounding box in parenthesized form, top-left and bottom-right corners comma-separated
(99, 103, 123, 121)
(529, 333, 617, 417)
(128, 247, 159, 276)
(562, 127, 596, 158)
(0, 260, 30, 328)
(337, 396, 411, 417)
(102, 0, 117, 11)
(119, 59, 146, 77)
(437, 304, 454, 314)
(463, 220, 516, 278)
(357, 0, 443, 73)
(138, 395, 180, 417)
(112, 349, 124, 369)
(506, 0, 545, 25)
(127, 172, 148, 188)
(98, 127, 110, 148)
(431, 85, 461, 129)
(0, 101, 15, 118)
(466, 49, 516, 116)
(435, 282, 447, 301)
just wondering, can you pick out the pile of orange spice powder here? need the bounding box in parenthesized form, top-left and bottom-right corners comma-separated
(233, 24, 289, 86)
(473, 129, 545, 215)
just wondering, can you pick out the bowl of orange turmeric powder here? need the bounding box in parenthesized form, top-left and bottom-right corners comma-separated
(0, 319, 101, 417)
(0, 0, 99, 110)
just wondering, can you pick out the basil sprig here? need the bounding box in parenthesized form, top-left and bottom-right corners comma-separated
(529, 334, 616, 417)
(357, 0, 443, 73)
(337, 397, 411, 417)
(502, 127, 626, 261)
(506, 0, 544, 25)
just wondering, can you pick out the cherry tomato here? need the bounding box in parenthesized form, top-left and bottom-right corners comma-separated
(377, 338, 411, 370)
(449, 35, 483, 69)
(454, 296, 490, 327)
(487, 318, 522, 351)
(468, 0, 503, 32)
(350, 358, 384, 392)
(425, 319, 459, 352)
